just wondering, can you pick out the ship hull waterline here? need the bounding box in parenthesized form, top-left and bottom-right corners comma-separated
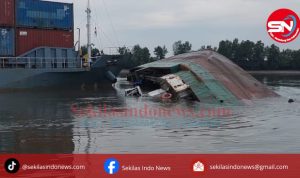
(0, 67, 120, 91)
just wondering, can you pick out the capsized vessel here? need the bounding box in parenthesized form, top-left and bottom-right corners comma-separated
(127, 50, 278, 105)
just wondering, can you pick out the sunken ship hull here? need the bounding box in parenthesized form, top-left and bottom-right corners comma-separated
(127, 50, 278, 105)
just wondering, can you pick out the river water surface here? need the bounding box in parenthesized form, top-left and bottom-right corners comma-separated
(0, 75, 299, 153)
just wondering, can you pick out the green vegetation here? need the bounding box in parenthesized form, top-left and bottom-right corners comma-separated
(82, 39, 300, 70)
(154, 45, 168, 59)
(131, 45, 152, 65)
(80, 45, 101, 57)
(117, 46, 131, 55)
(116, 45, 157, 68)
(173, 40, 192, 55)
(216, 39, 300, 70)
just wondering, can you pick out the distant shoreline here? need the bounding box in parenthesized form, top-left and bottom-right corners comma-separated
(248, 71, 300, 75)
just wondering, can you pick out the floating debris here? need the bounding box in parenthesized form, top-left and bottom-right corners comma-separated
(148, 89, 166, 97)
(125, 86, 143, 97)
(288, 98, 295, 103)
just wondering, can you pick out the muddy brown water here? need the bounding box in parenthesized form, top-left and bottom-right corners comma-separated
(0, 74, 299, 153)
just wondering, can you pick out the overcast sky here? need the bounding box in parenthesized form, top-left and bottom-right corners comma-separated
(52, 0, 300, 55)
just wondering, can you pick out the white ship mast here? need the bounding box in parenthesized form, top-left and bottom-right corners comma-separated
(86, 0, 92, 66)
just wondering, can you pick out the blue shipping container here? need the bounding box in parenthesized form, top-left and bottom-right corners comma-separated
(16, 0, 74, 30)
(0, 28, 15, 56)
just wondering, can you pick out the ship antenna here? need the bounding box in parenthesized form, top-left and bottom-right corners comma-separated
(86, 0, 92, 67)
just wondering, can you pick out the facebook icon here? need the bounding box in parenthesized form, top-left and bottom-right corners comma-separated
(104, 158, 120, 175)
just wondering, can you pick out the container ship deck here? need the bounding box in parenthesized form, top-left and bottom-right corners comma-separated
(0, 0, 126, 90)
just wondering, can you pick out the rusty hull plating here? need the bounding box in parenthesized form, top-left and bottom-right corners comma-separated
(127, 50, 278, 105)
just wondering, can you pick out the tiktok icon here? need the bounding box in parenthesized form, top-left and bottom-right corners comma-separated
(4, 158, 20, 174)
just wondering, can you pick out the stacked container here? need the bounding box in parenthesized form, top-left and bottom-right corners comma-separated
(0, 0, 74, 57)
(16, 28, 74, 55)
(0, 0, 15, 27)
(0, 0, 15, 56)
(16, 0, 73, 30)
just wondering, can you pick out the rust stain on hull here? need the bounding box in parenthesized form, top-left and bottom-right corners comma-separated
(166, 50, 278, 100)
(128, 50, 278, 105)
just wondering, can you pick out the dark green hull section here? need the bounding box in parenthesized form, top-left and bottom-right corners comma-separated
(0, 55, 126, 90)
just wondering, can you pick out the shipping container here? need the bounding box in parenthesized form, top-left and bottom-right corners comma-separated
(0, 28, 15, 56)
(0, 0, 15, 26)
(16, 28, 74, 56)
(16, 0, 74, 30)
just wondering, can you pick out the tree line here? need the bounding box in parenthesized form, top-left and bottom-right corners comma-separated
(216, 39, 300, 70)
(82, 39, 300, 70)
(116, 40, 193, 68)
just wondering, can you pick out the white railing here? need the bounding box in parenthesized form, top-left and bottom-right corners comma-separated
(102, 47, 132, 55)
(0, 57, 84, 69)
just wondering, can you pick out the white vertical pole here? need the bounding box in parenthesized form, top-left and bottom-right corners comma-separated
(86, 0, 92, 67)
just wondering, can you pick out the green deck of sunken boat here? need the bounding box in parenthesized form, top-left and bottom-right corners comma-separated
(127, 50, 278, 105)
